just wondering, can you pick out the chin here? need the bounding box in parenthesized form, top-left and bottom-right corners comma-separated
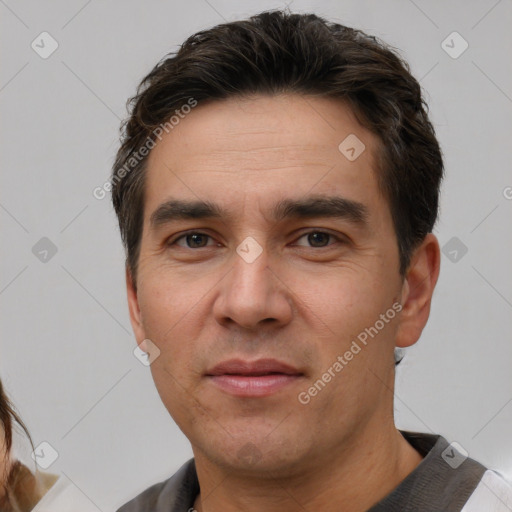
(199, 435, 310, 477)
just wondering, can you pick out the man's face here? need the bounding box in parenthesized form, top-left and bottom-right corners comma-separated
(127, 94, 408, 473)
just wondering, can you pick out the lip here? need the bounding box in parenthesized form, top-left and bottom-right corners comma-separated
(205, 358, 304, 397)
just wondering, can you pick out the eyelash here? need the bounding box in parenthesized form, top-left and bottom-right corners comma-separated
(167, 230, 345, 249)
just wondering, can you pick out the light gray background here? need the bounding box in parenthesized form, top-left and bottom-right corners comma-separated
(1, 0, 511, 510)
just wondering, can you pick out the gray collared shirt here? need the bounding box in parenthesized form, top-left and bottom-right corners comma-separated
(117, 431, 510, 511)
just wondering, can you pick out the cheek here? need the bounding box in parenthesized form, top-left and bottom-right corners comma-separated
(135, 277, 208, 395)
(145, 316, 203, 425)
(137, 265, 207, 338)
(296, 267, 399, 367)
(297, 268, 384, 324)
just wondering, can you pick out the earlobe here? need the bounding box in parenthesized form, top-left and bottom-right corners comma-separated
(126, 266, 145, 342)
(396, 233, 441, 349)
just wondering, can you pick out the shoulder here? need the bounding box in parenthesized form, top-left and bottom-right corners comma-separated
(394, 431, 512, 511)
(2, 462, 97, 512)
(32, 474, 100, 512)
(461, 469, 512, 511)
(116, 459, 198, 512)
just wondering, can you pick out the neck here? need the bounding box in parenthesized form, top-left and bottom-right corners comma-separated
(192, 420, 423, 512)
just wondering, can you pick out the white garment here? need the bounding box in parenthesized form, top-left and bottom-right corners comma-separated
(462, 470, 512, 512)
(32, 475, 100, 512)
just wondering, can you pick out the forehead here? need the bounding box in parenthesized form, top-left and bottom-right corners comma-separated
(143, 94, 385, 224)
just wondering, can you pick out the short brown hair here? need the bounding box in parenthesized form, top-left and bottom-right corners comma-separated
(111, 10, 443, 287)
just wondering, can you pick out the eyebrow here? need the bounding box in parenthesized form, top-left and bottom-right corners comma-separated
(149, 195, 369, 229)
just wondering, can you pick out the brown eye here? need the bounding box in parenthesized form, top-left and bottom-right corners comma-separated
(307, 232, 331, 247)
(295, 231, 339, 248)
(185, 233, 209, 248)
(171, 232, 214, 248)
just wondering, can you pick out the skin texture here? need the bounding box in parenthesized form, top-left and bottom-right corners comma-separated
(126, 94, 440, 512)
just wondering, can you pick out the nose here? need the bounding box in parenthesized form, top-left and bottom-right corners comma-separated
(212, 247, 293, 330)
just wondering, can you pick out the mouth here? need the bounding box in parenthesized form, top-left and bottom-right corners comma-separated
(205, 358, 305, 397)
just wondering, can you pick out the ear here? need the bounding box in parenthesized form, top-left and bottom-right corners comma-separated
(126, 265, 146, 344)
(396, 233, 440, 348)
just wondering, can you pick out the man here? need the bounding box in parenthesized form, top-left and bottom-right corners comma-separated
(111, 10, 512, 511)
